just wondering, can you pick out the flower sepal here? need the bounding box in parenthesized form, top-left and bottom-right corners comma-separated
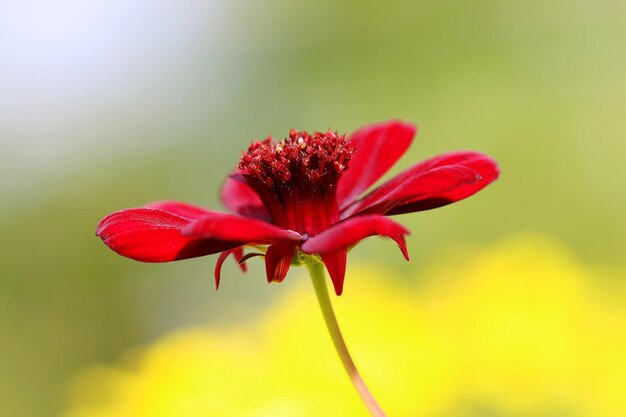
(291, 251, 322, 267)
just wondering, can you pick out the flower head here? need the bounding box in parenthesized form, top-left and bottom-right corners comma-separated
(96, 121, 499, 294)
(238, 129, 352, 237)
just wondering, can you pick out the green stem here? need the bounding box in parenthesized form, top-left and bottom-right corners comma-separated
(306, 262, 387, 417)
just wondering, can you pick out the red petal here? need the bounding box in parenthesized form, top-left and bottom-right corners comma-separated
(321, 250, 347, 296)
(300, 215, 410, 261)
(264, 242, 296, 283)
(220, 169, 271, 221)
(96, 208, 241, 262)
(342, 152, 499, 218)
(232, 247, 247, 273)
(337, 121, 416, 208)
(389, 156, 499, 215)
(144, 201, 214, 220)
(184, 213, 303, 243)
(214, 247, 248, 290)
(214, 250, 233, 289)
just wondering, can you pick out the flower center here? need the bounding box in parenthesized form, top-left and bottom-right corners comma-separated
(239, 130, 354, 236)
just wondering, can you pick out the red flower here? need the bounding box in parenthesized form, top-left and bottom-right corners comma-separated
(97, 121, 499, 295)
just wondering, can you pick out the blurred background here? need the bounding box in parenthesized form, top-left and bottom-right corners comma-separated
(1, 1, 624, 416)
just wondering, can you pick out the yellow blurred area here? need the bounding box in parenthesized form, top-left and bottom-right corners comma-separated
(61, 236, 626, 417)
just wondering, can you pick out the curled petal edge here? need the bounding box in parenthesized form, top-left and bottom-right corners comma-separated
(214, 247, 247, 290)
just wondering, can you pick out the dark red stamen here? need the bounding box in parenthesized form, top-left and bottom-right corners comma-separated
(240, 130, 353, 192)
(239, 130, 354, 236)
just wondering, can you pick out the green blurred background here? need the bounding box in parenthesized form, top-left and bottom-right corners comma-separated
(1, 1, 624, 416)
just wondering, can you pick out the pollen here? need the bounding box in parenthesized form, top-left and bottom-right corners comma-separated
(239, 130, 354, 194)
